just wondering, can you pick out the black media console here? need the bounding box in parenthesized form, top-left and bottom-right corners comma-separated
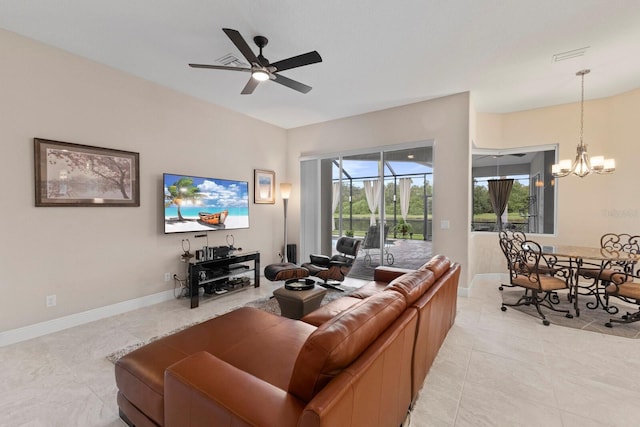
(187, 251, 260, 309)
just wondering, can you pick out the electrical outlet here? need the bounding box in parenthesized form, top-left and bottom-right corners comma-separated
(46, 294, 56, 307)
(164, 272, 172, 282)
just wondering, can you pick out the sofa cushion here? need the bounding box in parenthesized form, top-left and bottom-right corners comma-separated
(349, 281, 388, 299)
(386, 269, 435, 306)
(419, 254, 450, 279)
(300, 296, 362, 326)
(289, 290, 406, 402)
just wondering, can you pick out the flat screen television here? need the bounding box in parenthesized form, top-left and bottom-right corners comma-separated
(163, 173, 249, 234)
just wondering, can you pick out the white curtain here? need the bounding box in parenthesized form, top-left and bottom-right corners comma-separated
(364, 179, 381, 226)
(331, 181, 340, 230)
(501, 203, 509, 228)
(399, 178, 412, 221)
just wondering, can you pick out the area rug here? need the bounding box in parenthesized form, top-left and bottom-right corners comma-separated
(500, 289, 640, 339)
(242, 284, 353, 315)
(106, 284, 356, 364)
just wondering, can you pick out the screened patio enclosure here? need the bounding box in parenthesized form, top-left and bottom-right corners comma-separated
(328, 146, 434, 279)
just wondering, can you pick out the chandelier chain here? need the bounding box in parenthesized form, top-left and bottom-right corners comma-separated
(580, 71, 584, 147)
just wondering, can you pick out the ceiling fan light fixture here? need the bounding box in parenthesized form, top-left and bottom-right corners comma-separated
(252, 69, 270, 81)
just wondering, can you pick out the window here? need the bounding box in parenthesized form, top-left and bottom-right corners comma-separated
(472, 147, 556, 234)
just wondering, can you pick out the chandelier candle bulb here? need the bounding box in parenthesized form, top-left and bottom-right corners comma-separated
(559, 159, 572, 173)
(604, 158, 616, 171)
(591, 156, 604, 170)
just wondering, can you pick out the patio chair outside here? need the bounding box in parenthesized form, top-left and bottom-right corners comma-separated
(362, 223, 394, 266)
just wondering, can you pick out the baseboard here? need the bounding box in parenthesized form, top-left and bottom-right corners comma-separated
(457, 273, 504, 298)
(0, 289, 176, 347)
(457, 286, 472, 298)
(1, 273, 501, 347)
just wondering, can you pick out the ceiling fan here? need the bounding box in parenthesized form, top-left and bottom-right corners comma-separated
(189, 28, 322, 95)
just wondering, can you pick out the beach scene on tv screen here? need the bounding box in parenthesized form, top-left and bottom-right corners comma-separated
(164, 174, 249, 233)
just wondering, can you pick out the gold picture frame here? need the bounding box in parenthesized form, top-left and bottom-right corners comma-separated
(254, 169, 275, 204)
(34, 138, 140, 207)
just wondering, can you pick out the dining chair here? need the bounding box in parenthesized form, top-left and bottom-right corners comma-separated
(498, 230, 563, 290)
(604, 271, 640, 327)
(576, 233, 640, 313)
(498, 230, 526, 291)
(500, 239, 574, 326)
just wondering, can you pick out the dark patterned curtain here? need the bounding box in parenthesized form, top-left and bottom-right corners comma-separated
(488, 179, 514, 231)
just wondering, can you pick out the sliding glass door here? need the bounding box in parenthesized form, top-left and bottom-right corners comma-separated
(301, 144, 433, 280)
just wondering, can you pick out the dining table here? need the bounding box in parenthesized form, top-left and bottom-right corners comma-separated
(539, 244, 640, 316)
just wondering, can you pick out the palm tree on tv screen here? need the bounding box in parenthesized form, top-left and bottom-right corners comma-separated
(166, 177, 200, 221)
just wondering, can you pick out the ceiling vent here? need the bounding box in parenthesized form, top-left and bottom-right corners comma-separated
(552, 47, 589, 62)
(216, 53, 248, 68)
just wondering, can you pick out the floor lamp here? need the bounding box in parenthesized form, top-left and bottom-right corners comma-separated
(280, 183, 292, 263)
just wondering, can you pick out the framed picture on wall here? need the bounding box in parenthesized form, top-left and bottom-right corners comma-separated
(254, 169, 275, 204)
(34, 138, 140, 207)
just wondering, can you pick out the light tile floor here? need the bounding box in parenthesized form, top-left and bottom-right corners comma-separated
(1, 275, 639, 426)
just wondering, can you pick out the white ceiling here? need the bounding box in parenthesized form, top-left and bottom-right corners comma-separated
(2, 1, 640, 129)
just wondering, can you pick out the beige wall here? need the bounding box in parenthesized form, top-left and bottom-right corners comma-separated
(287, 93, 472, 287)
(472, 88, 640, 275)
(0, 29, 287, 332)
(5, 24, 639, 334)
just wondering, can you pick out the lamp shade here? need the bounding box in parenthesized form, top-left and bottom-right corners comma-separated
(280, 183, 292, 199)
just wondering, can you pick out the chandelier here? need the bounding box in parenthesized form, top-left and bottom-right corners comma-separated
(552, 69, 615, 178)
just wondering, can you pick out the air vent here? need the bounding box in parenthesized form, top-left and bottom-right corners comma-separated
(552, 47, 589, 62)
(216, 53, 248, 67)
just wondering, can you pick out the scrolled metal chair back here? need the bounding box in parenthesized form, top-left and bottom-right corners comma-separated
(601, 233, 640, 272)
(601, 233, 640, 255)
(515, 240, 545, 288)
(510, 230, 527, 245)
(499, 231, 520, 275)
(499, 231, 527, 259)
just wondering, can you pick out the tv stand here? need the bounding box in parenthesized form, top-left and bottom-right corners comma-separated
(188, 251, 260, 308)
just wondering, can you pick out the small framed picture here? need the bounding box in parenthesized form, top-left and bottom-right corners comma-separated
(34, 138, 140, 207)
(254, 169, 275, 204)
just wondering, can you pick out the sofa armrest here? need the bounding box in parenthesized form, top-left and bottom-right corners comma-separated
(165, 351, 304, 427)
(373, 266, 414, 283)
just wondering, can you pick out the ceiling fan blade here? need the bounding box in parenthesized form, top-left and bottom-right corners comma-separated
(270, 51, 322, 73)
(273, 73, 312, 93)
(222, 28, 260, 65)
(241, 77, 260, 95)
(189, 63, 251, 72)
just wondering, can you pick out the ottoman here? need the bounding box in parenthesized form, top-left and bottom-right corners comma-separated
(264, 263, 309, 283)
(273, 286, 327, 319)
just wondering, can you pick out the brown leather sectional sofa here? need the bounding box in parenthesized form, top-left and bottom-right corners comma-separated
(115, 255, 460, 426)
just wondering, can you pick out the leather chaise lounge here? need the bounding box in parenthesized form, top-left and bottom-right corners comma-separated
(115, 255, 461, 426)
